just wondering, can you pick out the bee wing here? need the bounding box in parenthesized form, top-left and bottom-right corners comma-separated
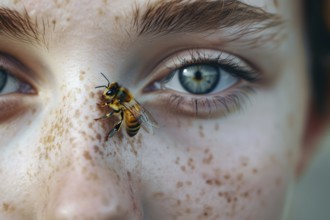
(122, 99, 158, 134)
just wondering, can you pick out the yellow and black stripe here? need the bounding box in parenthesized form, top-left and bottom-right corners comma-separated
(124, 110, 141, 137)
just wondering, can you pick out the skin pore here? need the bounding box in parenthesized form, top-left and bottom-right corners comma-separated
(0, 0, 311, 220)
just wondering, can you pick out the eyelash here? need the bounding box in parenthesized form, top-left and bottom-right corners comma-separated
(143, 50, 260, 117)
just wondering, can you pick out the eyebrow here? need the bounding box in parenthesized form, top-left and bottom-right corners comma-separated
(132, 0, 284, 40)
(0, 7, 45, 46)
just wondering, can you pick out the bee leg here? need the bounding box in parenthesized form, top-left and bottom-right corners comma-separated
(94, 111, 114, 121)
(97, 102, 109, 108)
(107, 111, 124, 139)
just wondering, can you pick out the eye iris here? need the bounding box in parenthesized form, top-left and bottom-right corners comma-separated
(178, 64, 220, 94)
(0, 69, 8, 92)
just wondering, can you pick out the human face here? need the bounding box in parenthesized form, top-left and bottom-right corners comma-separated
(0, 0, 309, 219)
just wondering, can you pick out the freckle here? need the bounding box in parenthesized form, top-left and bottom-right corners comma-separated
(206, 179, 213, 185)
(89, 91, 95, 98)
(237, 173, 243, 181)
(31, 108, 37, 114)
(186, 181, 192, 186)
(88, 122, 93, 128)
(240, 156, 249, 167)
(256, 188, 262, 196)
(153, 192, 164, 198)
(2, 203, 14, 212)
(51, 19, 56, 27)
(96, 133, 102, 141)
(215, 179, 222, 186)
(79, 74, 84, 81)
(93, 145, 104, 156)
(252, 168, 258, 174)
(202, 154, 213, 164)
(185, 208, 191, 213)
(83, 151, 92, 161)
(127, 171, 132, 181)
(187, 158, 195, 170)
(176, 199, 181, 206)
(176, 181, 184, 188)
(224, 174, 230, 180)
(98, 8, 105, 16)
(241, 192, 249, 198)
(175, 157, 180, 165)
(115, 16, 120, 22)
(180, 165, 186, 172)
(2, 203, 9, 211)
(88, 172, 99, 181)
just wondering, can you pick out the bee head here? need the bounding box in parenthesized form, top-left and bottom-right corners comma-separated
(104, 82, 119, 99)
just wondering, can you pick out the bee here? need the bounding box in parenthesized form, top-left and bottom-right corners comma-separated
(95, 73, 157, 139)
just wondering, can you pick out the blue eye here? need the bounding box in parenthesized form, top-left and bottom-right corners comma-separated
(143, 49, 260, 116)
(178, 64, 220, 95)
(160, 62, 238, 96)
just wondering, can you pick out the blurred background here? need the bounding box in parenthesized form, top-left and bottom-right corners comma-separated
(292, 129, 330, 220)
(292, 1, 329, 219)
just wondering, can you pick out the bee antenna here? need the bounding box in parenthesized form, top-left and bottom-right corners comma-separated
(95, 85, 108, 89)
(100, 72, 110, 84)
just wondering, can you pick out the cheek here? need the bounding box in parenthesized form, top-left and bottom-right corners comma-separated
(138, 115, 296, 219)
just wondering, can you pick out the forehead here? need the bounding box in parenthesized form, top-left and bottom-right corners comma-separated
(5, 0, 279, 18)
(1, 0, 284, 49)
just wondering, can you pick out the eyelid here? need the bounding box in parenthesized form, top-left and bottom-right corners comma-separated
(142, 86, 255, 118)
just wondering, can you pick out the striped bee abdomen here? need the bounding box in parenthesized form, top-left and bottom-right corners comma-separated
(124, 110, 141, 137)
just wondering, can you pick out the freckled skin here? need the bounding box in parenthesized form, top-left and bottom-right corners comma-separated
(0, 0, 312, 220)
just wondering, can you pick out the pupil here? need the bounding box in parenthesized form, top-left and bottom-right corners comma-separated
(194, 71, 202, 81)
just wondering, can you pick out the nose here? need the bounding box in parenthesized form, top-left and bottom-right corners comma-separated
(35, 73, 143, 220)
(38, 99, 142, 219)
(44, 161, 142, 220)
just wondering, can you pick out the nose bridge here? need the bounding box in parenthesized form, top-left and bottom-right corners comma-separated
(43, 75, 106, 154)
(37, 80, 143, 220)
